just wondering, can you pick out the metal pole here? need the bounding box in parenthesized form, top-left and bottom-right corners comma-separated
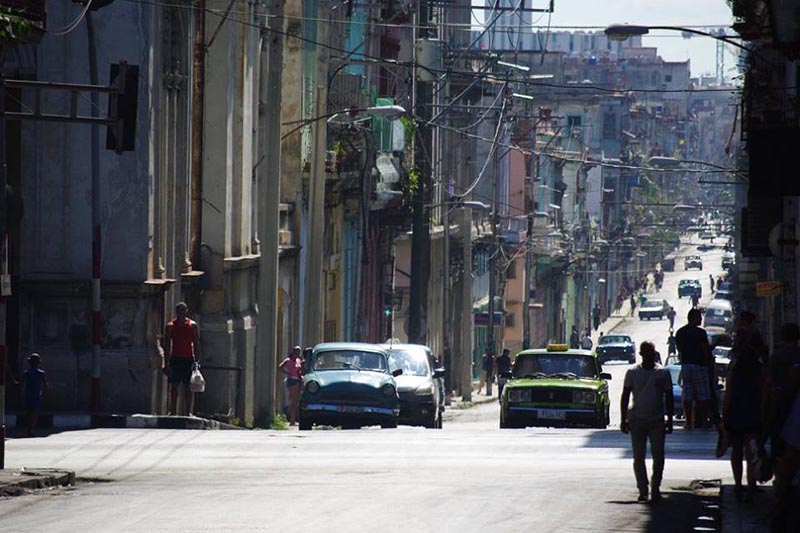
(87, 13, 102, 412)
(460, 206, 473, 402)
(486, 119, 500, 397)
(782, 197, 798, 323)
(522, 120, 537, 350)
(0, 74, 7, 468)
(303, 84, 325, 347)
(255, 0, 284, 425)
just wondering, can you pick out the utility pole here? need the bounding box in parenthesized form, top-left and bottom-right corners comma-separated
(0, 74, 7, 468)
(522, 117, 538, 350)
(87, 13, 102, 412)
(459, 206, 473, 402)
(485, 118, 502, 397)
(255, 0, 284, 426)
(303, 14, 330, 347)
(408, 4, 432, 345)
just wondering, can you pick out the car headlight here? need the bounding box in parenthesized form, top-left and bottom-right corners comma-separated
(508, 389, 531, 402)
(572, 390, 597, 404)
(381, 384, 396, 397)
(306, 381, 320, 394)
(414, 385, 433, 396)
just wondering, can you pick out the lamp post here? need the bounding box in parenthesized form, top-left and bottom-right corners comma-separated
(604, 24, 754, 53)
(302, 104, 406, 348)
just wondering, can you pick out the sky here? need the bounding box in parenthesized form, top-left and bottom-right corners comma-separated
(481, 0, 737, 78)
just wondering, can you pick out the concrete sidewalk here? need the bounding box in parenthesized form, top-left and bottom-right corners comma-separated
(0, 468, 75, 497)
(3, 413, 245, 432)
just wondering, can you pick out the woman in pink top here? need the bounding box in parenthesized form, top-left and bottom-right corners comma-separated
(279, 346, 304, 426)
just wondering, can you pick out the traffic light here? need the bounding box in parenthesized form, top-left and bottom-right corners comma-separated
(106, 62, 139, 153)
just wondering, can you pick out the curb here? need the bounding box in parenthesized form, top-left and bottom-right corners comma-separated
(0, 469, 76, 497)
(4, 413, 245, 431)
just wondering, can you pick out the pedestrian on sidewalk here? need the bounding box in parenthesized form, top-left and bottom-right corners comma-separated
(592, 304, 601, 332)
(765, 323, 800, 461)
(722, 327, 766, 503)
(774, 388, 800, 532)
(495, 349, 512, 401)
(690, 292, 699, 309)
(163, 302, 201, 416)
(14, 353, 50, 437)
(630, 294, 637, 317)
(709, 274, 715, 294)
(482, 351, 495, 396)
(675, 308, 711, 429)
(279, 346, 305, 426)
(620, 341, 674, 503)
(570, 326, 580, 349)
(580, 330, 594, 351)
(666, 306, 676, 330)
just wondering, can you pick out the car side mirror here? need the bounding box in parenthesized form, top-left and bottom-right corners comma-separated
(392, 368, 403, 377)
(433, 368, 445, 379)
(600, 372, 612, 380)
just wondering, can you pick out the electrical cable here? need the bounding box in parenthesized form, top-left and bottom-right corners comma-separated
(49, 0, 94, 36)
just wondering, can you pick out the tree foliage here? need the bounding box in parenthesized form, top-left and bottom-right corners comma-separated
(0, 7, 33, 48)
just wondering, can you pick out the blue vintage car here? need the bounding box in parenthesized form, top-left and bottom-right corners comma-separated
(299, 342, 402, 430)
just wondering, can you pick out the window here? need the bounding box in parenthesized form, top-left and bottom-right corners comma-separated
(567, 115, 582, 129)
(665, 74, 673, 83)
(602, 112, 617, 139)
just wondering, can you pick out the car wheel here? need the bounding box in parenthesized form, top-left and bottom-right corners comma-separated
(299, 416, 312, 431)
(629, 357, 636, 364)
(424, 413, 438, 429)
(381, 419, 398, 429)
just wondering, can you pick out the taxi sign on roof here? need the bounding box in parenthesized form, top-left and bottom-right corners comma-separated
(546, 343, 569, 352)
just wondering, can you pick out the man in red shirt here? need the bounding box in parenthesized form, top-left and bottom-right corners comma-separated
(164, 302, 201, 415)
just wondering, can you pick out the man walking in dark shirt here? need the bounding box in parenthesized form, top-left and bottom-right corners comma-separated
(675, 309, 712, 429)
(495, 349, 512, 401)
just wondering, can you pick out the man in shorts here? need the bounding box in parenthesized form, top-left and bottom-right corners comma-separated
(164, 302, 201, 416)
(675, 308, 711, 429)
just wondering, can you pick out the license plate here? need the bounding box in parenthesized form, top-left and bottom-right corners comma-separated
(538, 409, 566, 420)
(338, 406, 363, 414)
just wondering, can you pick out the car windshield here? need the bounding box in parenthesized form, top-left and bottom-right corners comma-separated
(708, 309, 731, 317)
(313, 350, 387, 372)
(643, 300, 663, 308)
(386, 348, 431, 377)
(599, 336, 630, 345)
(513, 354, 599, 379)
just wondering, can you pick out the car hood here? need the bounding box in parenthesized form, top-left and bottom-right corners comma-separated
(306, 370, 393, 389)
(507, 378, 605, 390)
(597, 343, 632, 349)
(395, 375, 432, 393)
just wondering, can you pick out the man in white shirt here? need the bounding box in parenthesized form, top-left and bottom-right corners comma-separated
(620, 341, 674, 502)
(580, 330, 594, 351)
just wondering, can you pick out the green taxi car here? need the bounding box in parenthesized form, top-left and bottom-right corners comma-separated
(500, 344, 612, 429)
(299, 342, 402, 430)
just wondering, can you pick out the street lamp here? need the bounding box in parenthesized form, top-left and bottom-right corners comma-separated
(604, 24, 753, 54)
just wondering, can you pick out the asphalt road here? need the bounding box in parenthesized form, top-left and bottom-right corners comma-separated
(0, 240, 732, 532)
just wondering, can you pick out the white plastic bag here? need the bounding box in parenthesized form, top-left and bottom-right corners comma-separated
(190, 362, 206, 393)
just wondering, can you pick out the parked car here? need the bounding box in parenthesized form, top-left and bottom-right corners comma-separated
(715, 289, 734, 301)
(697, 243, 714, 252)
(299, 342, 402, 430)
(596, 334, 636, 363)
(707, 326, 733, 348)
(639, 298, 671, 320)
(499, 344, 612, 429)
(665, 364, 683, 419)
(701, 231, 716, 240)
(704, 299, 734, 331)
(379, 343, 444, 429)
(678, 279, 702, 299)
(684, 255, 703, 270)
(722, 253, 735, 270)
